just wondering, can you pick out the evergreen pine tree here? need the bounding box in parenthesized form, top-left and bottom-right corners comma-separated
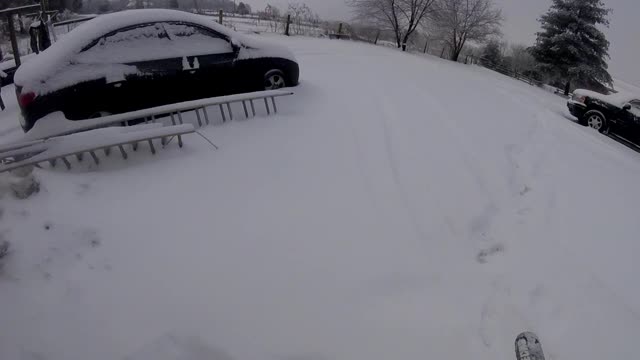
(481, 40, 504, 68)
(531, 0, 612, 93)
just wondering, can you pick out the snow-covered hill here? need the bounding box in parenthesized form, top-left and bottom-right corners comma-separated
(1, 34, 639, 360)
(614, 78, 640, 95)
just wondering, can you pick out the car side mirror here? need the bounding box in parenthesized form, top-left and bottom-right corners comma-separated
(623, 103, 632, 111)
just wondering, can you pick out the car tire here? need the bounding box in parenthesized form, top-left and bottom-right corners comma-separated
(584, 110, 608, 133)
(264, 70, 286, 90)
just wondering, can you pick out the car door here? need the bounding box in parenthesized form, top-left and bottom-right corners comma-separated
(162, 22, 238, 99)
(73, 22, 183, 115)
(626, 100, 640, 140)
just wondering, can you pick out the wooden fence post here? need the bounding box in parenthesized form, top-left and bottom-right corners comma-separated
(423, 40, 429, 54)
(218, 9, 223, 24)
(285, 14, 291, 36)
(338, 22, 343, 34)
(374, 29, 380, 44)
(440, 46, 446, 59)
(6, 14, 20, 66)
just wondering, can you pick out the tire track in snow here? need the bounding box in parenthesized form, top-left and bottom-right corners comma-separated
(494, 87, 640, 319)
(372, 91, 442, 242)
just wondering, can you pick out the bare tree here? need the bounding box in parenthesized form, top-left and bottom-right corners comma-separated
(348, 0, 436, 51)
(287, 3, 319, 36)
(507, 44, 535, 72)
(430, 0, 503, 61)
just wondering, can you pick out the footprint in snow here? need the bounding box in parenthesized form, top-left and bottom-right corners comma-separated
(476, 243, 505, 264)
(34, 225, 103, 280)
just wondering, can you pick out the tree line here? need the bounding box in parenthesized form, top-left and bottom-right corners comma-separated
(348, 0, 614, 93)
(1, 0, 615, 93)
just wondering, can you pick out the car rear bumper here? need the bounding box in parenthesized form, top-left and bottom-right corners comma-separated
(567, 100, 587, 119)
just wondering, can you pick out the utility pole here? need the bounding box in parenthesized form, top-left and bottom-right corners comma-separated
(40, 0, 47, 14)
(284, 14, 291, 36)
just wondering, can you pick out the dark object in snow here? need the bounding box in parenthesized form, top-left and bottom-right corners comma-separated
(476, 243, 504, 264)
(10, 174, 40, 199)
(0, 70, 5, 111)
(0, 240, 8, 259)
(567, 90, 640, 143)
(14, 9, 300, 132)
(29, 20, 52, 54)
(0, 239, 9, 270)
(515, 332, 545, 360)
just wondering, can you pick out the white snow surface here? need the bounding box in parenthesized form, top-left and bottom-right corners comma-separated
(1, 35, 640, 360)
(0, 53, 37, 72)
(614, 78, 640, 95)
(14, 9, 296, 94)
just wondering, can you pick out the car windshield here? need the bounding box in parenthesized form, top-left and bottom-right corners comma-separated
(0, 2, 639, 360)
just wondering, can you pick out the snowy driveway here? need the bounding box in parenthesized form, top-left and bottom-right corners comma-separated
(1, 35, 640, 360)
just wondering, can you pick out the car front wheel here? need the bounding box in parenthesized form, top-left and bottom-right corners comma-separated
(584, 110, 608, 133)
(264, 70, 286, 90)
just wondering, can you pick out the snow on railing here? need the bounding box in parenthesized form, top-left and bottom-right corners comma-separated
(0, 89, 295, 174)
(23, 89, 294, 141)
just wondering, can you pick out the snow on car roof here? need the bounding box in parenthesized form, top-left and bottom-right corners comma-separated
(574, 89, 639, 107)
(14, 9, 294, 91)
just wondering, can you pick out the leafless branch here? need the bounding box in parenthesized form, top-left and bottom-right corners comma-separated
(430, 0, 503, 61)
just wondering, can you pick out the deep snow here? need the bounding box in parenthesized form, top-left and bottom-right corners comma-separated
(1, 34, 640, 360)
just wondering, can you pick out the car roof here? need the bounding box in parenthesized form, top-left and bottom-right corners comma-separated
(14, 9, 235, 88)
(574, 89, 639, 107)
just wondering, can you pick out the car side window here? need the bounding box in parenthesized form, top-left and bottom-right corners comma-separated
(162, 22, 234, 56)
(76, 22, 173, 64)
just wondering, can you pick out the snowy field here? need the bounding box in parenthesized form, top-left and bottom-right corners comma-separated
(1, 34, 640, 360)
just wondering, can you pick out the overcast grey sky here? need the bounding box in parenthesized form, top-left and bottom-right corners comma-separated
(243, 0, 638, 86)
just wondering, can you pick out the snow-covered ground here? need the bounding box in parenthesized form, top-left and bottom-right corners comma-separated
(615, 78, 640, 95)
(1, 34, 640, 360)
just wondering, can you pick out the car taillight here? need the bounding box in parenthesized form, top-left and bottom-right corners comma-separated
(18, 92, 36, 108)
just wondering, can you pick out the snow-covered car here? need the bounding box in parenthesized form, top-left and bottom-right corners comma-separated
(14, 9, 299, 131)
(568, 89, 640, 139)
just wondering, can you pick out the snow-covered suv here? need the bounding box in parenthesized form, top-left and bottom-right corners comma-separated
(567, 89, 640, 141)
